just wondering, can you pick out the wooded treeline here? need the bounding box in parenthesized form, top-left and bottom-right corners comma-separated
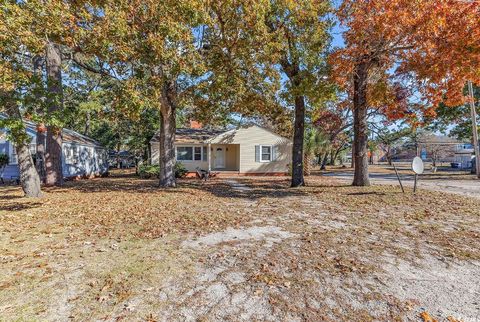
(0, 0, 478, 197)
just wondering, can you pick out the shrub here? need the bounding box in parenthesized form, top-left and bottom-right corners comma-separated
(174, 162, 187, 178)
(138, 164, 159, 179)
(0, 154, 8, 169)
(137, 162, 188, 179)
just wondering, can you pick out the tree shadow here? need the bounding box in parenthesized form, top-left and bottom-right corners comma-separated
(0, 194, 24, 200)
(0, 201, 42, 212)
(173, 178, 308, 200)
(346, 191, 387, 196)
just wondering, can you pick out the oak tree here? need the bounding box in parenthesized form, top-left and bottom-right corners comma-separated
(332, 0, 480, 186)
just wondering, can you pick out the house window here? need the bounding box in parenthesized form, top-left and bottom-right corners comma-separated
(260, 145, 272, 162)
(9, 144, 18, 165)
(194, 147, 202, 161)
(176, 147, 193, 161)
(29, 143, 36, 155)
(66, 145, 79, 164)
(176, 146, 205, 161)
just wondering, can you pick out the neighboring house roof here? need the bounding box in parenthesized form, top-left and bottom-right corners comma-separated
(150, 124, 291, 145)
(0, 114, 104, 148)
(415, 134, 461, 145)
(61, 128, 104, 148)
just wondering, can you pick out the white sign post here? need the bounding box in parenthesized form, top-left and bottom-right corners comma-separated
(411, 156, 424, 193)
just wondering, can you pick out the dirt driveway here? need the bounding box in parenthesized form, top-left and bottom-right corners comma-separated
(324, 168, 480, 199)
(1, 173, 479, 321)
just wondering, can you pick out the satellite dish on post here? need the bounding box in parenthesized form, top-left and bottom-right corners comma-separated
(411, 157, 424, 193)
(412, 157, 424, 174)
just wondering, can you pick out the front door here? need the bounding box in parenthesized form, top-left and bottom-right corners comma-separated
(214, 147, 225, 168)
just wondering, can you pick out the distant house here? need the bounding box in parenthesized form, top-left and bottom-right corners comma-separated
(0, 119, 109, 181)
(391, 134, 472, 166)
(453, 143, 474, 169)
(150, 124, 292, 175)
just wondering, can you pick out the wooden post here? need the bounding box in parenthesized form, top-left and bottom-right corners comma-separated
(468, 81, 480, 178)
(413, 174, 418, 193)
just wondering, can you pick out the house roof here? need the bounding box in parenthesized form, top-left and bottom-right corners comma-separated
(150, 128, 228, 144)
(150, 124, 291, 145)
(24, 122, 103, 147)
(0, 114, 104, 148)
(61, 128, 104, 148)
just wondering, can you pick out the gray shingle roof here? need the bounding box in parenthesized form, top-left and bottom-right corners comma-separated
(150, 128, 227, 144)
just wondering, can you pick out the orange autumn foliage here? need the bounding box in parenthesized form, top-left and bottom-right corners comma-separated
(331, 0, 480, 119)
(420, 311, 438, 322)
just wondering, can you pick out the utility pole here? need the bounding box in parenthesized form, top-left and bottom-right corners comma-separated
(468, 81, 480, 178)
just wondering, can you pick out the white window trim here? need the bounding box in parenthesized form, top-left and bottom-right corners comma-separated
(259, 145, 272, 163)
(176, 145, 205, 162)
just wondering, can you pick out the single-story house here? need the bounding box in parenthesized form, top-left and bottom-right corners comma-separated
(0, 120, 109, 181)
(453, 143, 474, 169)
(391, 134, 471, 164)
(150, 124, 292, 175)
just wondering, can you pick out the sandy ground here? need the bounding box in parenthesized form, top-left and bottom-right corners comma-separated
(1, 174, 479, 321)
(151, 181, 480, 321)
(162, 223, 480, 321)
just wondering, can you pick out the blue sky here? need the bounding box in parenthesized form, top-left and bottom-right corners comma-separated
(330, 22, 346, 49)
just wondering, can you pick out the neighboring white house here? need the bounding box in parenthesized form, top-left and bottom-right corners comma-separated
(0, 118, 109, 181)
(150, 124, 292, 175)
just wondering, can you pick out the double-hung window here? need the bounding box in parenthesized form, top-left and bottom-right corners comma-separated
(9, 144, 18, 165)
(260, 145, 272, 162)
(176, 146, 205, 161)
(194, 147, 202, 161)
(29, 143, 36, 155)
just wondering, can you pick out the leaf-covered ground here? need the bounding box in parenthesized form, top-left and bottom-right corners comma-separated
(1, 170, 479, 321)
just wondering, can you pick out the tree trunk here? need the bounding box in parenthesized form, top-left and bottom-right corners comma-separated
(387, 146, 392, 166)
(350, 143, 355, 168)
(352, 61, 370, 186)
(332, 147, 342, 166)
(291, 95, 306, 187)
(33, 56, 46, 183)
(36, 130, 46, 182)
(117, 143, 121, 168)
(304, 154, 311, 176)
(329, 150, 336, 165)
(44, 41, 64, 186)
(3, 98, 43, 197)
(158, 88, 176, 187)
(147, 144, 152, 164)
(320, 151, 328, 170)
(17, 140, 43, 197)
(84, 111, 90, 135)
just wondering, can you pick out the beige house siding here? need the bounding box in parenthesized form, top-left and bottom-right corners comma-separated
(150, 125, 291, 174)
(151, 143, 208, 172)
(210, 125, 291, 174)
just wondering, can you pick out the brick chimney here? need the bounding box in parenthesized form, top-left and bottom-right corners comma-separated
(190, 120, 203, 129)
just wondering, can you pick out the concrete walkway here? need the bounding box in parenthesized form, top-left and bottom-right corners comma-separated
(223, 179, 252, 192)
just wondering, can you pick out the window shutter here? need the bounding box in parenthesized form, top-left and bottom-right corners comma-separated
(202, 146, 207, 161)
(255, 145, 260, 162)
(272, 145, 279, 161)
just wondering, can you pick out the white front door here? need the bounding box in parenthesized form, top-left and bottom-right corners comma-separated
(214, 147, 225, 168)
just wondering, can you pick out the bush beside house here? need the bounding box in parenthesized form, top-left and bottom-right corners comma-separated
(138, 162, 187, 179)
